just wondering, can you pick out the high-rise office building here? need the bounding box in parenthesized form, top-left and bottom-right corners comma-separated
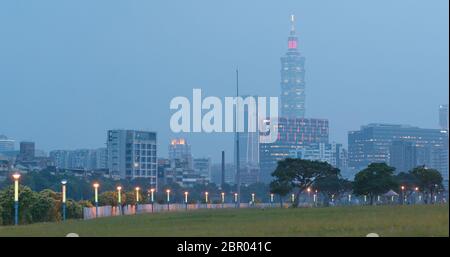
(259, 118, 329, 183)
(389, 141, 417, 174)
(439, 104, 448, 130)
(0, 135, 15, 153)
(18, 141, 35, 161)
(288, 142, 347, 170)
(280, 15, 306, 118)
(169, 138, 192, 169)
(107, 130, 157, 185)
(348, 124, 448, 174)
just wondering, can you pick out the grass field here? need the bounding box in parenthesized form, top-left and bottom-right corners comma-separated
(0, 204, 448, 237)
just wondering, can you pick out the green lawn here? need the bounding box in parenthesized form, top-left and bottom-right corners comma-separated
(0, 204, 448, 237)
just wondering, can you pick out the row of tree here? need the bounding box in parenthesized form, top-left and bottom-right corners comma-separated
(270, 159, 445, 206)
(0, 185, 90, 225)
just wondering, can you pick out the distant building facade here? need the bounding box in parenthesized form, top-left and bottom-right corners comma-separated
(0, 135, 15, 153)
(193, 157, 211, 184)
(348, 124, 448, 180)
(259, 118, 329, 183)
(50, 147, 107, 171)
(439, 104, 448, 130)
(288, 142, 347, 170)
(107, 130, 157, 185)
(169, 138, 192, 169)
(389, 141, 417, 173)
(18, 141, 35, 161)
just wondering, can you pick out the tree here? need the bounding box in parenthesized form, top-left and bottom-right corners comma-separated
(66, 199, 83, 219)
(271, 158, 339, 207)
(410, 166, 443, 204)
(0, 185, 38, 225)
(353, 163, 398, 205)
(314, 175, 352, 206)
(30, 192, 57, 222)
(269, 180, 292, 207)
(98, 191, 119, 206)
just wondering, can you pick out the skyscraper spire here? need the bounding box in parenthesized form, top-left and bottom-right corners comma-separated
(290, 14, 295, 35)
(281, 14, 306, 118)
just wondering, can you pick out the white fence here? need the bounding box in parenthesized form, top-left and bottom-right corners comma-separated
(83, 202, 289, 220)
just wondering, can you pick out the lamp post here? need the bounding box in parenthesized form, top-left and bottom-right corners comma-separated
(205, 192, 209, 208)
(401, 185, 405, 205)
(61, 180, 67, 221)
(307, 187, 311, 205)
(234, 193, 238, 208)
(117, 186, 122, 215)
(12, 173, 20, 225)
(251, 193, 255, 206)
(93, 183, 99, 218)
(150, 188, 155, 213)
(184, 191, 188, 210)
(415, 187, 420, 204)
(314, 190, 318, 207)
(166, 189, 171, 211)
(221, 192, 225, 208)
(135, 187, 140, 214)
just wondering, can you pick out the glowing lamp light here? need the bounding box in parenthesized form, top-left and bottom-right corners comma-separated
(150, 188, 155, 202)
(117, 186, 122, 204)
(61, 180, 67, 204)
(12, 173, 21, 202)
(93, 183, 100, 203)
(135, 187, 140, 202)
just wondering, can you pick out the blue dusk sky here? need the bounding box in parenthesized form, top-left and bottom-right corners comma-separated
(0, 0, 448, 162)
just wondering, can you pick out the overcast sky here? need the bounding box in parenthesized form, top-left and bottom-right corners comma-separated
(0, 0, 448, 162)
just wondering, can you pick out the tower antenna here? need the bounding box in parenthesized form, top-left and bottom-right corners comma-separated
(235, 68, 241, 208)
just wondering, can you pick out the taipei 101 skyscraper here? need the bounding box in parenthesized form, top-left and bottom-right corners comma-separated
(280, 15, 306, 118)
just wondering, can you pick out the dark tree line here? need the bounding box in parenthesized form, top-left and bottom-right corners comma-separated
(270, 159, 445, 207)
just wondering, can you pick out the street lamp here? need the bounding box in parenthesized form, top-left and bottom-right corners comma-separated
(117, 186, 122, 215)
(166, 189, 171, 211)
(401, 185, 406, 204)
(415, 187, 420, 204)
(135, 187, 140, 214)
(61, 180, 67, 221)
(307, 187, 311, 204)
(93, 182, 100, 218)
(221, 192, 225, 208)
(234, 193, 238, 208)
(251, 193, 255, 206)
(184, 191, 189, 210)
(12, 173, 21, 225)
(205, 192, 209, 208)
(150, 188, 155, 212)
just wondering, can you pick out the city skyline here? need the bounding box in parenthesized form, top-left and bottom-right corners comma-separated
(0, 0, 448, 163)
